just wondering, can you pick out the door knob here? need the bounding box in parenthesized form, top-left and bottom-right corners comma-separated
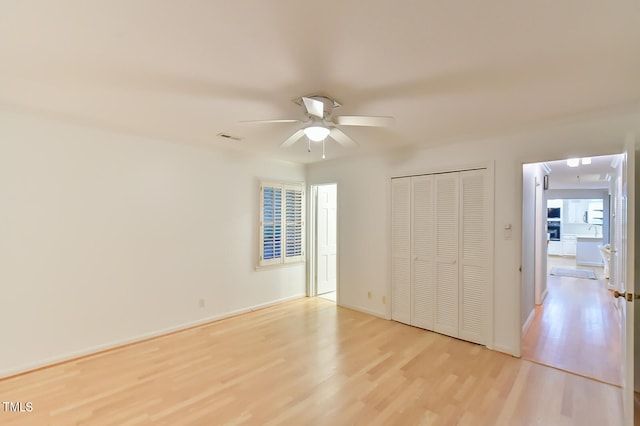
(613, 291, 640, 301)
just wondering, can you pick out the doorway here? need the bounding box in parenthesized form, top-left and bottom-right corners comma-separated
(521, 154, 623, 385)
(311, 183, 338, 302)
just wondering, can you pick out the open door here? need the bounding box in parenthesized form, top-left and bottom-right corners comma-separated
(618, 135, 636, 425)
(315, 184, 337, 296)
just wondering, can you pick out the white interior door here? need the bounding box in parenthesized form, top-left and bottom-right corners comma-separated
(621, 137, 636, 426)
(316, 184, 337, 295)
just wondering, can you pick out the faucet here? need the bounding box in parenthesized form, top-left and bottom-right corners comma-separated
(588, 225, 601, 237)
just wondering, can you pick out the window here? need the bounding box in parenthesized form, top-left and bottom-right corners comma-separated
(259, 182, 304, 266)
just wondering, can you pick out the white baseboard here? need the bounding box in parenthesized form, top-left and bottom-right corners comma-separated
(338, 302, 387, 320)
(522, 308, 536, 336)
(0, 293, 306, 379)
(493, 343, 519, 357)
(540, 288, 549, 304)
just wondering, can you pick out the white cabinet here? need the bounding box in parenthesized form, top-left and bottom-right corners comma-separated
(576, 237, 604, 266)
(391, 169, 490, 345)
(562, 235, 577, 256)
(587, 201, 603, 225)
(564, 199, 589, 224)
(548, 237, 576, 256)
(548, 241, 562, 256)
(563, 199, 604, 225)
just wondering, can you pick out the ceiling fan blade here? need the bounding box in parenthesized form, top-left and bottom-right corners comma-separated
(281, 129, 305, 148)
(334, 115, 394, 127)
(330, 128, 359, 147)
(240, 119, 301, 124)
(302, 97, 325, 118)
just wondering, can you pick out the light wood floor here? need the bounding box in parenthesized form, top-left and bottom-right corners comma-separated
(0, 298, 623, 425)
(318, 291, 337, 302)
(523, 255, 621, 385)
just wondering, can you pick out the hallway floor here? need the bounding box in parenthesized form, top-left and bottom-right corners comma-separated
(318, 291, 336, 302)
(523, 255, 621, 385)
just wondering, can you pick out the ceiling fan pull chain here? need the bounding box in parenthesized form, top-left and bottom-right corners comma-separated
(308, 137, 311, 153)
(322, 140, 326, 159)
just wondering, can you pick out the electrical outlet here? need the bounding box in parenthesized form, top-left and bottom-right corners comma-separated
(382, 295, 386, 304)
(199, 298, 205, 308)
(368, 291, 372, 300)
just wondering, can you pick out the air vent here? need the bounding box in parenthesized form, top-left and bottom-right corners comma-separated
(217, 132, 242, 141)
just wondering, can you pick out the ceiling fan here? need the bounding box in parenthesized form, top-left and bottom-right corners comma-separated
(242, 95, 393, 158)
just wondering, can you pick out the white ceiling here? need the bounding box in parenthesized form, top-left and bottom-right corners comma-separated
(1, 1, 640, 163)
(545, 154, 620, 189)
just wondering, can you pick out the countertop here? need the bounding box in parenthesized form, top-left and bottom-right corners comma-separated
(575, 235, 603, 241)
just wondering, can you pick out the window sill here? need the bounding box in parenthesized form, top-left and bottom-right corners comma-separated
(255, 260, 305, 271)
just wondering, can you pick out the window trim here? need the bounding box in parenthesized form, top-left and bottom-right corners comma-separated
(259, 181, 305, 268)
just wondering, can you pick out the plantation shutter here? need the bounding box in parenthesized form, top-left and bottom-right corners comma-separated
(260, 184, 283, 266)
(284, 184, 304, 263)
(259, 182, 304, 267)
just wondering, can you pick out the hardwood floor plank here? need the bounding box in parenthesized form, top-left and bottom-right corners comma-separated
(522, 271, 621, 385)
(0, 297, 623, 425)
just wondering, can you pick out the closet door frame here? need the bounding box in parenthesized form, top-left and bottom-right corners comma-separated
(390, 162, 495, 350)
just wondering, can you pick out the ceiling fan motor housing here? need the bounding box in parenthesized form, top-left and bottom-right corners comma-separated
(297, 95, 341, 119)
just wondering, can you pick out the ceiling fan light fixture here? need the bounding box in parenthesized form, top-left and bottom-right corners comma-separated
(304, 126, 330, 142)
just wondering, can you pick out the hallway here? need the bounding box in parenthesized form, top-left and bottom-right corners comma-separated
(522, 261, 621, 385)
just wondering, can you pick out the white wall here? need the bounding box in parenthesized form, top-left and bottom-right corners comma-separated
(521, 164, 537, 327)
(534, 164, 548, 306)
(635, 147, 640, 391)
(522, 162, 548, 333)
(0, 110, 306, 377)
(307, 112, 640, 356)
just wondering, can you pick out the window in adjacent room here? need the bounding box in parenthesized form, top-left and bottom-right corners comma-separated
(259, 182, 305, 267)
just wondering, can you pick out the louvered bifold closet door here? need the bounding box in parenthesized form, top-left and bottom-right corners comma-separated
(459, 170, 487, 344)
(411, 175, 435, 329)
(434, 173, 460, 338)
(391, 178, 411, 324)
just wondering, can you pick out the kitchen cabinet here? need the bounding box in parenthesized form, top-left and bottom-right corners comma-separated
(576, 237, 604, 266)
(587, 201, 603, 225)
(563, 199, 604, 225)
(564, 199, 589, 224)
(548, 241, 562, 256)
(562, 235, 577, 256)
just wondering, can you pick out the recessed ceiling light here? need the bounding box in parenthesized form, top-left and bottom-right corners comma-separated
(566, 158, 580, 167)
(581, 157, 591, 165)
